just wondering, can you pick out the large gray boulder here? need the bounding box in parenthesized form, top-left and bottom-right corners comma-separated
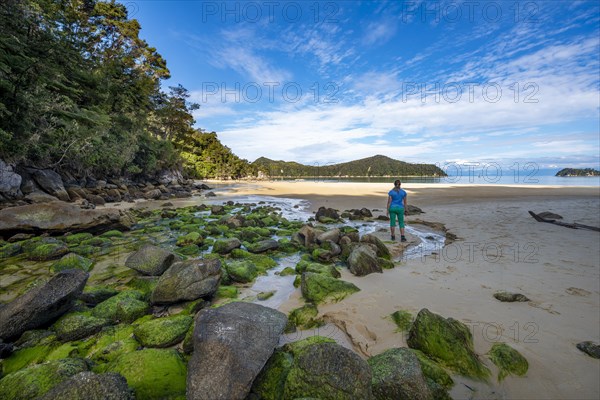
(247, 239, 279, 253)
(348, 245, 382, 276)
(0, 159, 22, 199)
(360, 234, 391, 260)
(151, 258, 221, 304)
(125, 244, 176, 276)
(38, 372, 133, 400)
(0, 202, 134, 236)
(292, 225, 317, 247)
(212, 238, 242, 254)
(31, 169, 70, 201)
(316, 228, 341, 244)
(0, 269, 89, 341)
(187, 302, 287, 400)
(368, 348, 432, 400)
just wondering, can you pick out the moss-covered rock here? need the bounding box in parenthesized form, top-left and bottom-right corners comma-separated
(50, 253, 93, 273)
(488, 343, 528, 381)
(360, 234, 391, 260)
(368, 347, 431, 400)
(391, 310, 413, 332)
(0, 358, 88, 400)
(493, 291, 529, 302)
(176, 232, 203, 247)
(86, 325, 139, 364)
(411, 349, 454, 390)
(64, 233, 94, 245)
(0, 242, 22, 258)
(13, 329, 56, 348)
(80, 237, 112, 247)
(284, 339, 372, 399)
(100, 230, 124, 238)
(0, 343, 55, 376)
(407, 308, 490, 380)
(133, 315, 193, 348)
(91, 290, 149, 323)
(104, 349, 187, 399)
(287, 304, 322, 331)
(279, 267, 296, 276)
(37, 371, 133, 400)
(378, 257, 395, 269)
(212, 238, 242, 254)
(295, 260, 340, 278)
(216, 285, 238, 299)
(250, 349, 294, 400)
(68, 244, 100, 257)
(257, 290, 276, 301)
(176, 244, 201, 257)
(79, 286, 118, 306)
(225, 260, 258, 283)
(28, 243, 69, 261)
(230, 249, 277, 273)
(51, 311, 109, 342)
(124, 276, 158, 301)
(301, 272, 360, 304)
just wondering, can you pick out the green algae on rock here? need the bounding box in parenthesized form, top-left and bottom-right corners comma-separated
(411, 349, 454, 391)
(407, 308, 490, 380)
(51, 311, 109, 342)
(286, 304, 323, 332)
(86, 325, 139, 364)
(300, 272, 360, 304)
(391, 310, 413, 332)
(50, 253, 93, 274)
(91, 290, 149, 323)
(295, 260, 340, 278)
(105, 348, 187, 400)
(216, 285, 238, 299)
(0, 358, 88, 400)
(28, 243, 69, 261)
(133, 315, 193, 348)
(257, 290, 276, 301)
(225, 260, 258, 283)
(488, 343, 528, 381)
(279, 338, 372, 399)
(368, 347, 432, 400)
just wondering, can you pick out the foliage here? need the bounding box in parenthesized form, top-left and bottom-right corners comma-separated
(0, 0, 250, 179)
(555, 168, 600, 177)
(253, 155, 447, 178)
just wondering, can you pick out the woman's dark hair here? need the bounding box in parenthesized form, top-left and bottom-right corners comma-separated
(394, 179, 401, 187)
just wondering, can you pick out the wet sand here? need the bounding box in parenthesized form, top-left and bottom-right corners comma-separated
(226, 181, 600, 400)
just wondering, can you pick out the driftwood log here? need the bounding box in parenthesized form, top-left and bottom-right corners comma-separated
(528, 211, 600, 232)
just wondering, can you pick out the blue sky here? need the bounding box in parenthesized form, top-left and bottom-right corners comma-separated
(125, 0, 599, 168)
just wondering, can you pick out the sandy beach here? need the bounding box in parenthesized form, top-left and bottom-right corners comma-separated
(219, 181, 600, 399)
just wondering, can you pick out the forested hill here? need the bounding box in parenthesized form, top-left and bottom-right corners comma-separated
(0, 0, 252, 180)
(252, 155, 446, 177)
(555, 168, 600, 177)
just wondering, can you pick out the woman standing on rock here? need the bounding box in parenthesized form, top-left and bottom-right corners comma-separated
(386, 179, 407, 241)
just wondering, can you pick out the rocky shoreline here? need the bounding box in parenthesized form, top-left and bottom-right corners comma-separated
(0, 159, 213, 210)
(0, 196, 550, 399)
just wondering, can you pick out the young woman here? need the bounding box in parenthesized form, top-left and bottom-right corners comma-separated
(386, 179, 407, 241)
